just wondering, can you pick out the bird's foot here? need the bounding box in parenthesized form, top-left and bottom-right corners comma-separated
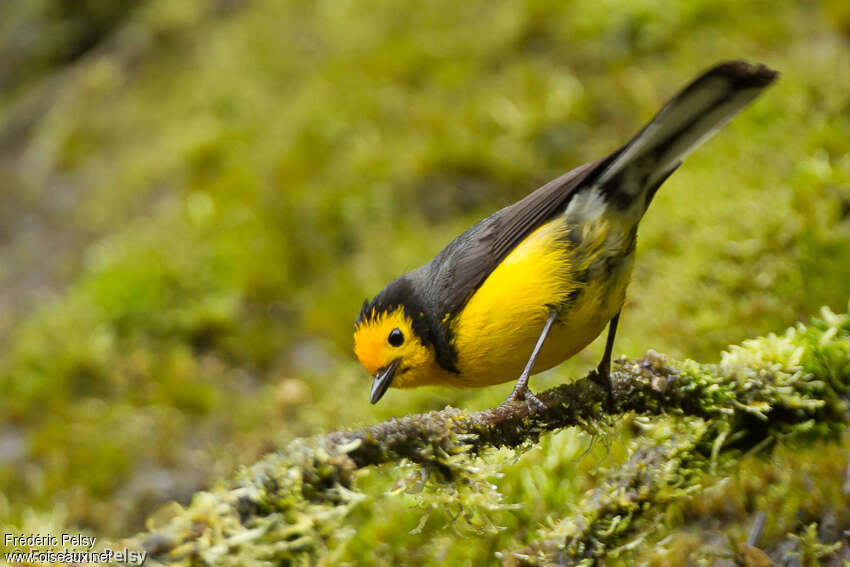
(502, 386, 546, 412)
(590, 366, 615, 413)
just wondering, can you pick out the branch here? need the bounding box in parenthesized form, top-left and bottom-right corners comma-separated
(130, 307, 850, 566)
(504, 419, 726, 566)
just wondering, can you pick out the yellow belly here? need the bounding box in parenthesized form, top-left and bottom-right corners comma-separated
(446, 215, 634, 388)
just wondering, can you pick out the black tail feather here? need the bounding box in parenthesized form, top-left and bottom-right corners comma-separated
(594, 61, 778, 211)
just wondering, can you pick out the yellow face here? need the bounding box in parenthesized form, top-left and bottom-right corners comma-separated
(353, 306, 435, 392)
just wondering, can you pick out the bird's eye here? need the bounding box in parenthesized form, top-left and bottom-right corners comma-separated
(388, 328, 404, 347)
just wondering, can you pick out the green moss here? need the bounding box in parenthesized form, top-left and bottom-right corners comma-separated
(1, 0, 850, 563)
(108, 308, 850, 565)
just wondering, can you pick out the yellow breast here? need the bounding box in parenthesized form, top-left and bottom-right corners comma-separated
(444, 215, 634, 388)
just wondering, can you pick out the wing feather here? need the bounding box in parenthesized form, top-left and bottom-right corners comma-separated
(428, 159, 605, 317)
(425, 61, 776, 320)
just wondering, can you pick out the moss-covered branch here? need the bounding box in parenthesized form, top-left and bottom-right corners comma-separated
(130, 308, 850, 566)
(505, 307, 850, 566)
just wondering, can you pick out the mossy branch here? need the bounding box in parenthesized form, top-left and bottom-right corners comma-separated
(130, 307, 850, 566)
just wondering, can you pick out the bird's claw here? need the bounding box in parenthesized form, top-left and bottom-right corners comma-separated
(590, 368, 615, 413)
(523, 391, 546, 412)
(502, 387, 546, 412)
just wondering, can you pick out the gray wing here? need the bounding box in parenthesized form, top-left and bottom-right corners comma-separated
(422, 159, 603, 318)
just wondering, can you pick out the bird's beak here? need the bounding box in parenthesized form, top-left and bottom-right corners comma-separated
(370, 359, 400, 404)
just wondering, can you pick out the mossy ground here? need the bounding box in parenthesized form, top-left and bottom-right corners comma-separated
(1, 0, 849, 564)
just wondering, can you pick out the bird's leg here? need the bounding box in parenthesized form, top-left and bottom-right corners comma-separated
(503, 308, 558, 411)
(593, 310, 620, 411)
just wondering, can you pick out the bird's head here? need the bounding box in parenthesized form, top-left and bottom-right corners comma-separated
(354, 278, 437, 403)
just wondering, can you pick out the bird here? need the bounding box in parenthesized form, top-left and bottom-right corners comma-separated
(353, 61, 777, 408)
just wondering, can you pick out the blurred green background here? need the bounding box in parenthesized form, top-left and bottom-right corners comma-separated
(1, 0, 849, 564)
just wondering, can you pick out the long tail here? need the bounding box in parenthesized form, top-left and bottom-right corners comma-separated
(593, 61, 777, 210)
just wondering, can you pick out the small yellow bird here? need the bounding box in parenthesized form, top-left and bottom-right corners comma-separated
(354, 61, 777, 407)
